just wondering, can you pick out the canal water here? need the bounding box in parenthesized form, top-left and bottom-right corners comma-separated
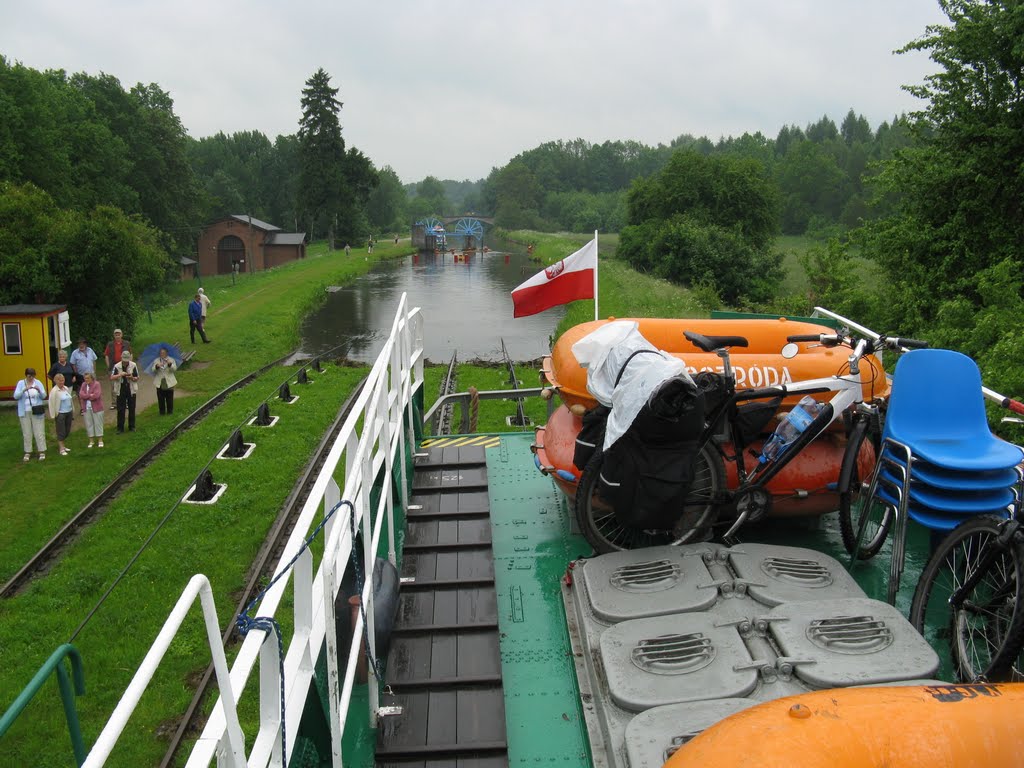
(299, 246, 565, 363)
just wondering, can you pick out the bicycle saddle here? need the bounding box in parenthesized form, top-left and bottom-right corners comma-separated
(684, 331, 750, 352)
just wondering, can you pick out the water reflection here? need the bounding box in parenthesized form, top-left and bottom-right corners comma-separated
(299, 248, 565, 362)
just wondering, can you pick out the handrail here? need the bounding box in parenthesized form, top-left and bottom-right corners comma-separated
(424, 387, 545, 434)
(0, 644, 87, 766)
(811, 306, 1023, 411)
(73, 295, 424, 768)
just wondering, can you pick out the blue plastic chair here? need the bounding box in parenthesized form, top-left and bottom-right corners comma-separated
(856, 349, 1024, 603)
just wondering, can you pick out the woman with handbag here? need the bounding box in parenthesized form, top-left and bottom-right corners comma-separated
(48, 372, 75, 456)
(14, 367, 47, 461)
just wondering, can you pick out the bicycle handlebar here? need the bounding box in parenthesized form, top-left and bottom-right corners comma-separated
(885, 337, 929, 350)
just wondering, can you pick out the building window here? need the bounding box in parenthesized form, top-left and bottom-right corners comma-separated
(3, 322, 22, 354)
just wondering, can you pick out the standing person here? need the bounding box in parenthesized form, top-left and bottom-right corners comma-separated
(344, 243, 351, 257)
(188, 294, 210, 344)
(111, 351, 140, 433)
(151, 347, 178, 415)
(367, 239, 373, 254)
(48, 373, 74, 456)
(78, 371, 105, 448)
(69, 338, 97, 395)
(14, 368, 47, 461)
(47, 349, 75, 391)
(104, 329, 131, 408)
(197, 287, 212, 335)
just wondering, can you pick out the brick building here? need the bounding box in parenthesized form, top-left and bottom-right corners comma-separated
(196, 215, 306, 276)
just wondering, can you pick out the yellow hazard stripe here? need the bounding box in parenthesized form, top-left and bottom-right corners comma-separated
(420, 435, 501, 448)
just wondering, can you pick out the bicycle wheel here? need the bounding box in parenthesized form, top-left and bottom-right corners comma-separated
(909, 515, 1024, 683)
(838, 417, 893, 558)
(574, 444, 725, 554)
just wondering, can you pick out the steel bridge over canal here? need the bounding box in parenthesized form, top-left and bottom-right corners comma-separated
(411, 215, 495, 251)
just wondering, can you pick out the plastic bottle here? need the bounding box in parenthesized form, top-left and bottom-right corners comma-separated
(758, 395, 823, 464)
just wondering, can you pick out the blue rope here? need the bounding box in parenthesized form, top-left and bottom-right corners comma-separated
(236, 498, 352, 762)
(348, 499, 387, 685)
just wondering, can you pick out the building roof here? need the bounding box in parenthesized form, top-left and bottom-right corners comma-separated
(229, 214, 281, 232)
(0, 304, 66, 316)
(264, 232, 307, 246)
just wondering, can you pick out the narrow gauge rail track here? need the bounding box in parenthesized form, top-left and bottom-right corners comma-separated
(0, 353, 296, 599)
(159, 375, 367, 768)
(437, 351, 458, 435)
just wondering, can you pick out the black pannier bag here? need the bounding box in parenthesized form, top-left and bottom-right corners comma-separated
(573, 404, 610, 471)
(598, 375, 706, 530)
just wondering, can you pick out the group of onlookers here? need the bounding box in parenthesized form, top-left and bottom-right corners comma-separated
(13, 325, 181, 462)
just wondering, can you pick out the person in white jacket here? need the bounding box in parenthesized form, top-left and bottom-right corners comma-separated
(14, 367, 47, 461)
(111, 351, 140, 433)
(151, 347, 178, 415)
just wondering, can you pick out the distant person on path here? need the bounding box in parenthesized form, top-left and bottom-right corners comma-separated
(394, 234, 398, 244)
(344, 243, 351, 257)
(48, 372, 74, 456)
(104, 329, 131, 408)
(111, 351, 140, 433)
(14, 367, 47, 461)
(152, 347, 178, 415)
(367, 239, 373, 254)
(79, 371, 105, 448)
(47, 349, 75, 392)
(69, 338, 97, 394)
(198, 287, 211, 334)
(188, 294, 210, 344)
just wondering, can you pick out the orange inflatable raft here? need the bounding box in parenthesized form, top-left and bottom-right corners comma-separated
(535, 403, 874, 517)
(542, 317, 890, 411)
(665, 684, 1024, 768)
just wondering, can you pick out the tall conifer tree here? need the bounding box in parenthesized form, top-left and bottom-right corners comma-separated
(297, 68, 345, 248)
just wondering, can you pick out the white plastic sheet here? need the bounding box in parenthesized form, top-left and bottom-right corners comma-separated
(572, 321, 694, 450)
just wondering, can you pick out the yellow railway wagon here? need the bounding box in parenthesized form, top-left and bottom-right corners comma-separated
(0, 304, 70, 399)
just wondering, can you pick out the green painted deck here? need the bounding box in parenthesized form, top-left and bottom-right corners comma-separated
(486, 434, 592, 768)
(358, 432, 944, 767)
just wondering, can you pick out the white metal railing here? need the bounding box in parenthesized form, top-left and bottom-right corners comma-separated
(82, 295, 425, 768)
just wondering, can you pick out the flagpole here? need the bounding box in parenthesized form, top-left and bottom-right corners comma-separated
(593, 229, 599, 322)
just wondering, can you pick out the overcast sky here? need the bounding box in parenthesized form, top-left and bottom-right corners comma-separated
(2, 1, 948, 184)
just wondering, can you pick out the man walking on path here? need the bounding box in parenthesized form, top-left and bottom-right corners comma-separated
(198, 287, 211, 335)
(344, 243, 351, 257)
(103, 329, 131, 408)
(189, 294, 210, 344)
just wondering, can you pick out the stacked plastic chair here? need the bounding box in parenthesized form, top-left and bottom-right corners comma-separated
(855, 349, 1024, 603)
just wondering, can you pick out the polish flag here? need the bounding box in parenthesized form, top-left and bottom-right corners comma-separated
(511, 238, 597, 318)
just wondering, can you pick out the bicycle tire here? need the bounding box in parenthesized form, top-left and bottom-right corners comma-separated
(838, 416, 893, 558)
(574, 444, 725, 554)
(909, 514, 1024, 683)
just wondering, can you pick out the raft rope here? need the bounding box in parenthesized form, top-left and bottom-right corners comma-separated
(236, 497, 362, 763)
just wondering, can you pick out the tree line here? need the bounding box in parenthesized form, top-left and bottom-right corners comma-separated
(0, 62, 403, 341)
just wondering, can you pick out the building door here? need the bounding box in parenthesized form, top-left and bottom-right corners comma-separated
(217, 235, 245, 274)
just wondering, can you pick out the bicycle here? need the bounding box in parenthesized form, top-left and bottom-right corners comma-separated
(909, 497, 1024, 683)
(574, 327, 925, 553)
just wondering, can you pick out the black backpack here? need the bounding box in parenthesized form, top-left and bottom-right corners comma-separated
(598, 373, 706, 530)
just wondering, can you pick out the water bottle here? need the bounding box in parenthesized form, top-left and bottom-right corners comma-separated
(759, 396, 823, 463)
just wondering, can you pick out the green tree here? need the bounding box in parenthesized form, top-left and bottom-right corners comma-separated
(367, 166, 408, 232)
(862, 0, 1024, 332)
(408, 176, 449, 220)
(617, 150, 781, 303)
(0, 181, 169, 342)
(297, 68, 345, 248)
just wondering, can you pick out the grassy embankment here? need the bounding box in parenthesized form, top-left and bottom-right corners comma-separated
(0, 241, 410, 766)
